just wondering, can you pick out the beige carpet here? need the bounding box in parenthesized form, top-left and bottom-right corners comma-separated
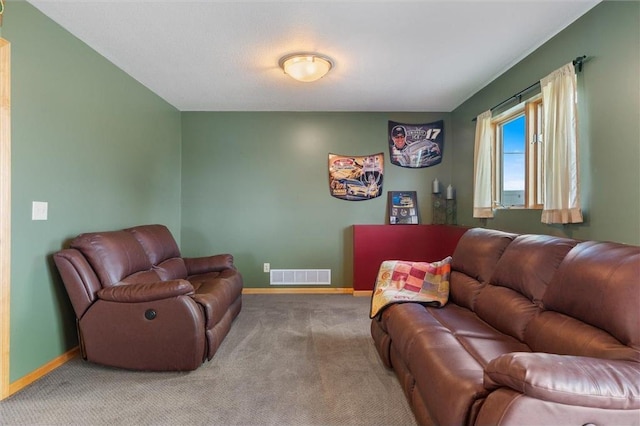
(0, 294, 417, 425)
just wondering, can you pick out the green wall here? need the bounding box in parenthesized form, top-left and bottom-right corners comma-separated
(5, 2, 182, 381)
(180, 112, 451, 288)
(3, 0, 639, 390)
(451, 1, 640, 244)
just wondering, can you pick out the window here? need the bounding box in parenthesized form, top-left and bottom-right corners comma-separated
(492, 96, 543, 209)
(474, 62, 582, 223)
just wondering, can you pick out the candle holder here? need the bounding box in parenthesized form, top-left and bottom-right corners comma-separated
(445, 198, 457, 225)
(432, 193, 446, 224)
(442, 184, 456, 225)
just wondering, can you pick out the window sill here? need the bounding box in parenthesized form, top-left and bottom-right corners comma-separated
(495, 206, 543, 211)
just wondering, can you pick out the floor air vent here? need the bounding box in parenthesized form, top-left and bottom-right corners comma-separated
(270, 269, 331, 285)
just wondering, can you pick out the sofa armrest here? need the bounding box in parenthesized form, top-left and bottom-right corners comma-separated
(484, 352, 640, 410)
(184, 254, 235, 275)
(97, 280, 194, 303)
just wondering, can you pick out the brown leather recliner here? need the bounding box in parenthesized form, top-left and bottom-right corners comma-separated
(53, 224, 243, 371)
(371, 228, 640, 425)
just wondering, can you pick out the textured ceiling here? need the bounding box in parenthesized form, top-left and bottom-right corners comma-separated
(26, 0, 601, 112)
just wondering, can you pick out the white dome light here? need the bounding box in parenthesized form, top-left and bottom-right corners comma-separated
(279, 53, 333, 83)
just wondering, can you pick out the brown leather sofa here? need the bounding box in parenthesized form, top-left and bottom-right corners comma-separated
(371, 227, 640, 425)
(54, 224, 243, 371)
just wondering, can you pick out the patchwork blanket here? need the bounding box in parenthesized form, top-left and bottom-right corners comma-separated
(369, 257, 452, 318)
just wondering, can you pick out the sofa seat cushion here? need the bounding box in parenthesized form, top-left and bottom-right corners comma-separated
(386, 302, 530, 425)
(525, 311, 640, 362)
(188, 269, 242, 292)
(385, 303, 531, 365)
(427, 306, 531, 365)
(189, 269, 243, 329)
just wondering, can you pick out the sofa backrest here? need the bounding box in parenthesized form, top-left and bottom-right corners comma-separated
(126, 224, 181, 265)
(55, 225, 186, 319)
(473, 234, 578, 341)
(525, 241, 640, 362)
(449, 228, 516, 310)
(126, 224, 188, 280)
(70, 230, 153, 287)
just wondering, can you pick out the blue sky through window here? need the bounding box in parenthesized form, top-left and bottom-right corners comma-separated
(502, 115, 525, 191)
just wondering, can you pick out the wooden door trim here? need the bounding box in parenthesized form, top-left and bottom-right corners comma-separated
(0, 37, 12, 400)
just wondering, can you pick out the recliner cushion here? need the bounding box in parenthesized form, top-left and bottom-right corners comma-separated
(474, 285, 540, 341)
(127, 224, 182, 265)
(448, 270, 484, 311)
(490, 234, 577, 303)
(472, 234, 577, 341)
(451, 228, 516, 285)
(71, 230, 152, 286)
(154, 257, 189, 280)
(449, 228, 515, 311)
(542, 241, 640, 349)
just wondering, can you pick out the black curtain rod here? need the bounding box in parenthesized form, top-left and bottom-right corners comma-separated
(471, 55, 587, 122)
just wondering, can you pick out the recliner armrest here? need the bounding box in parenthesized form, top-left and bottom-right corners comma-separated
(484, 352, 640, 410)
(97, 280, 194, 303)
(184, 254, 235, 275)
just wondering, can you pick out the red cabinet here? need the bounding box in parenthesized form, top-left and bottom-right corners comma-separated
(353, 224, 469, 291)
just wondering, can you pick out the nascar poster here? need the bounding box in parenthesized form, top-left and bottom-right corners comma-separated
(388, 120, 444, 168)
(329, 153, 384, 201)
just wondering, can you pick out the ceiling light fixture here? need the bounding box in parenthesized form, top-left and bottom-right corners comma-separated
(279, 53, 333, 83)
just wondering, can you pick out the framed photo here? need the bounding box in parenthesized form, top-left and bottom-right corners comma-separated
(388, 191, 420, 224)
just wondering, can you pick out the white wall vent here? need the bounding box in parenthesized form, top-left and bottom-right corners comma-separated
(270, 269, 331, 286)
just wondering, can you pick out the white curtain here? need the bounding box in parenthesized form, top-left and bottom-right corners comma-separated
(473, 110, 494, 218)
(540, 62, 583, 224)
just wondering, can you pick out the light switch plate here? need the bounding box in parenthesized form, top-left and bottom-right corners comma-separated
(32, 201, 48, 221)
